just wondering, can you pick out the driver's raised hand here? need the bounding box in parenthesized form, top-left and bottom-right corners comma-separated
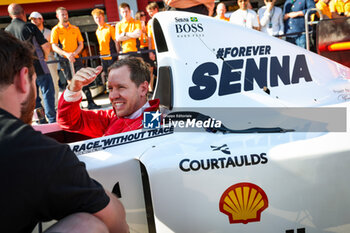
(68, 66, 103, 92)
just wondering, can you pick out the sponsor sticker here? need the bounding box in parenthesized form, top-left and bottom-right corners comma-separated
(71, 127, 174, 155)
(179, 153, 268, 172)
(175, 17, 204, 38)
(211, 144, 231, 154)
(219, 182, 268, 224)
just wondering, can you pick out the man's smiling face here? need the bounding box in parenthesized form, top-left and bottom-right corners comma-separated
(108, 65, 148, 118)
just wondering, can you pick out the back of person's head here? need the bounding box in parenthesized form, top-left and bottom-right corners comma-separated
(8, 3, 24, 17)
(108, 57, 150, 86)
(0, 31, 34, 89)
(119, 2, 130, 10)
(91, 8, 104, 16)
(146, 2, 159, 11)
(56, 6, 67, 13)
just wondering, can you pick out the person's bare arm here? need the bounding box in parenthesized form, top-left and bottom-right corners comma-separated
(116, 32, 127, 42)
(41, 42, 51, 60)
(44, 213, 109, 233)
(253, 26, 260, 31)
(284, 10, 304, 20)
(115, 34, 123, 42)
(52, 43, 73, 61)
(116, 29, 141, 42)
(52, 41, 83, 63)
(115, 24, 124, 42)
(93, 191, 129, 233)
(114, 40, 120, 54)
(68, 41, 84, 62)
(126, 29, 142, 39)
(74, 41, 84, 56)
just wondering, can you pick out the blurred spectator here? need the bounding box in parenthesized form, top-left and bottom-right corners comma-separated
(164, 0, 215, 16)
(135, 10, 148, 52)
(229, 0, 260, 30)
(29, 11, 60, 108)
(146, 2, 158, 62)
(258, 0, 284, 36)
(115, 2, 141, 59)
(316, 0, 332, 18)
(283, 0, 315, 49)
(146, 2, 159, 92)
(51, 7, 101, 110)
(214, 2, 230, 21)
(329, 0, 350, 17)
(91, 8, 119, 83)
(5, 3, 56, 124)
(135, 10, 155, 92)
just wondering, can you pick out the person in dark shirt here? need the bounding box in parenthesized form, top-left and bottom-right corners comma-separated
(0, 30, 129, 233)
(5, 3, 56, 123)
(283, 0, 315, 48)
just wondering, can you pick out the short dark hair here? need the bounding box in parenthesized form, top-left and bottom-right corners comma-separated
(119, 2, 130, 10)
(0, 31, 35, 88)
(108, 57, 150, 87)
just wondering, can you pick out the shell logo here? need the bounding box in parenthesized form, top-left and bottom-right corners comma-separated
(219, 182, 268, 224)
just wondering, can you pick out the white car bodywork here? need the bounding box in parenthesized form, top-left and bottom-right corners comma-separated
(38, 12, 350, 233)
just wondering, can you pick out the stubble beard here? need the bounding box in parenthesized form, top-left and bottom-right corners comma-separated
(20, 83, 36, 125)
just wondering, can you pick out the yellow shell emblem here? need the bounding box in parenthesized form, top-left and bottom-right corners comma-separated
(219, 182, 268, 224)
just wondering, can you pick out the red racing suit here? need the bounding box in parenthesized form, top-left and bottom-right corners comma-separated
(57, 96, 160, 138)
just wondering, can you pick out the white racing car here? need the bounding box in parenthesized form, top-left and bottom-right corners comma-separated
(35, 12, 350, 233)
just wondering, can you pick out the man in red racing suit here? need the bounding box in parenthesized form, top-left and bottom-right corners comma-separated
(57, 57, 159, 138)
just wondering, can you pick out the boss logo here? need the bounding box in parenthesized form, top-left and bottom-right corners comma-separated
(175, 23, 204, 34)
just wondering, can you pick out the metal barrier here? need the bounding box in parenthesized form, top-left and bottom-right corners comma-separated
(305, 8, 323, 51)
(46, 49, 155, 65)
(277, 8, 323, 51)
